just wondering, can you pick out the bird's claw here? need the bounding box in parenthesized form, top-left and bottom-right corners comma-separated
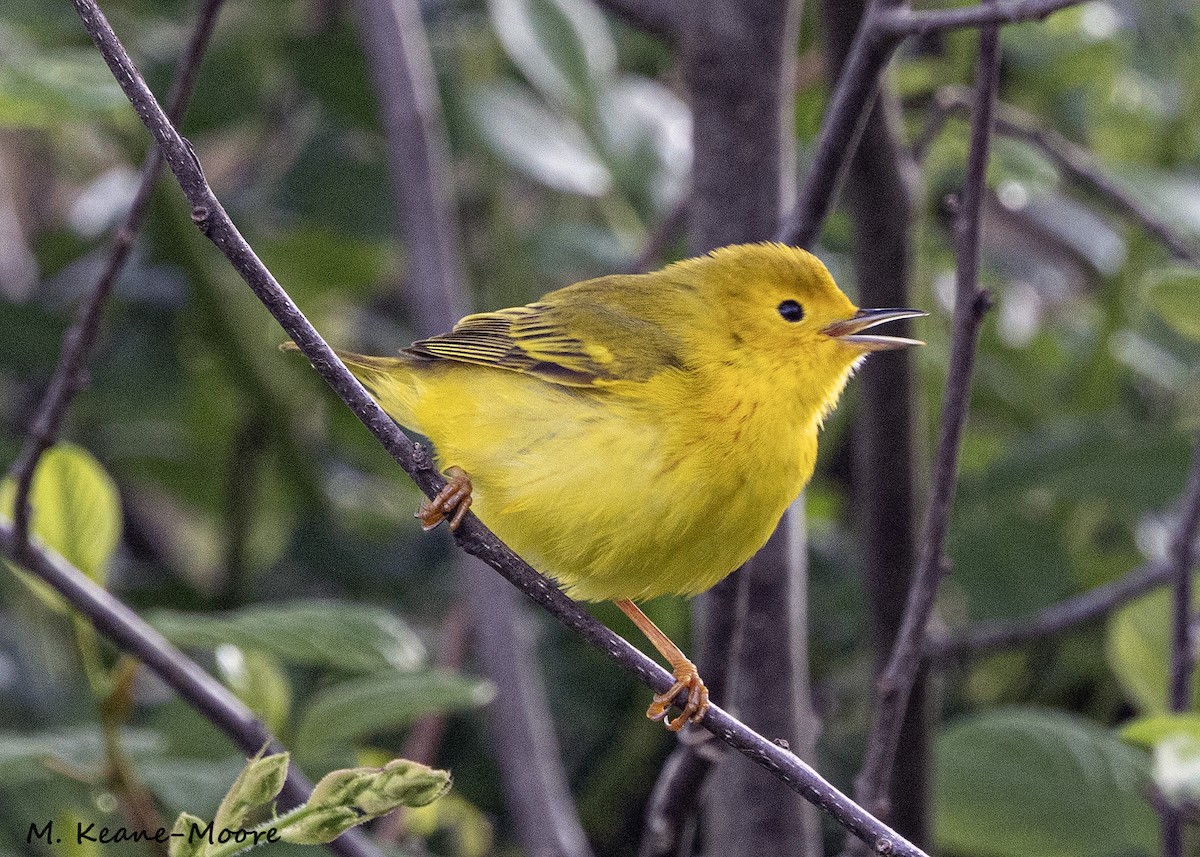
(647, 659, 709, 731)
(417, 467, 473, 531)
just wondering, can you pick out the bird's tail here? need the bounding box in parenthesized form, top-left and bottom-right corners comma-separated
(280, 342, 422, 430)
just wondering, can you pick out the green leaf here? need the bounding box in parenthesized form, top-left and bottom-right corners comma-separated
(147, 600, 426, 674)
(214, 645, 292, 736)
(1, 443, 122, 593)
(255, 225, 396, 307)
(488, 0, 615, 113)
(595, 76, 690, 205)
(168, 813, 208, 857)
(960, 419, 1192, 515)
(294, 671, 494, 752)
(304, 759, 449, 815)
(1122, 713, 1200, 747)
(935, 709, 1157, 857)
(278, 806, 361, 845)
(0, 46, 128, 129)
(136, 757, 250, 819)
(1146, 267, 1200, 341)
(279, 759, 450, 845)
(213, 751, 289, 833)
(1106, 584, 1200, 713)
(0, 727, 162, 781)
(471, 83, 610, 197)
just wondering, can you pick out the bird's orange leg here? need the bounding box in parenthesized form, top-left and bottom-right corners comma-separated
(417, 466, 473, 531)
(615, 598, 709, 731)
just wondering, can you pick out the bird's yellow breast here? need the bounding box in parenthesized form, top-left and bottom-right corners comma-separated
(409, 360, 819, 601)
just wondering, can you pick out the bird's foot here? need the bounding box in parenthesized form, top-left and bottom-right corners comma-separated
(417, 467, 473, 531)
(647, 659, 709, 732)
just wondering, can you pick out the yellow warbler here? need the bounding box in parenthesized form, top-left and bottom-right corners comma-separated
(295, 243, 923, 729)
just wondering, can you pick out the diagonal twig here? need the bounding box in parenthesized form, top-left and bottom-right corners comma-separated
(65, 0, 930, 852)
(846, 19, 1001, 840)
(7, 0, 225, 552)
(1162, 434, 1200, 856)
(914, 86, 1200, 265)
(0, 523, 384, 857)
(928, 558, 1174, 659)
(886, 0, 1091, 36)
(776, 0, 1088, 248)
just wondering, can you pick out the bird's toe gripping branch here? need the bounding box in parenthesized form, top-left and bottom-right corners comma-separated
(647, 658, 710, 732)
(417, 466, 474, 531)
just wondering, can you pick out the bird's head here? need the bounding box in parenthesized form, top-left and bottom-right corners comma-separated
(667, 242, 926, 420)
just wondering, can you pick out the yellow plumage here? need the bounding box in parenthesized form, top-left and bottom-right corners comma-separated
(326, 242, 923, 602)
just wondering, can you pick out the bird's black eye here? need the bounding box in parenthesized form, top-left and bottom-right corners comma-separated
(777, 300, 804, 322)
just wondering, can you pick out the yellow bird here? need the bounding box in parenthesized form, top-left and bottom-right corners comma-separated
(299, 243, 923, 730)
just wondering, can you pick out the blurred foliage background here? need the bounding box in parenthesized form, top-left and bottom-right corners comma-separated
(1, 0, 1200, 855)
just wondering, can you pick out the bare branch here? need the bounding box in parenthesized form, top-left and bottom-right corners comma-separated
(848, 21, 1000, 834)
(928, 559, 1174, 659)
(776, 10, 901, 246)
(1168, 436, 1200, 710)
(777, 0, 1086, 248)
(590, 0, 678, 41)
(886, 0, 1088, 36)
(918, 86, 1200, 265)
(638, 728, 721, 857)
(65, 1, 929, 852)
(1163, 434, 1200, 856)
(0, 523, 383, 857)
(6, 0, 224, 551)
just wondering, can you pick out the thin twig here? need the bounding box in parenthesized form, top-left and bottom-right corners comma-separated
(1162, 435, 1200, 857)
(916, 86, 1200, 265)
(886, 0, 1089, 36)
(1168, 435, 1200, 712)
(638, 727, 721, 857)
(6, 0, 225, 551)
(928, 559, 1174, 659)
(66, 1, 928, 852)
(848, 20, 1000, 836)
(776, 5, 901, 246)
(776, 0, 1087, 247)
(0, 523, 383, 857)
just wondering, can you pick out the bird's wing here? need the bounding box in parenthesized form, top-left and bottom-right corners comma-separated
(403, 278, 687, 387)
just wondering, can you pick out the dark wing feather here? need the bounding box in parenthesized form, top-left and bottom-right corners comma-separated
(403, 279, 686, 387)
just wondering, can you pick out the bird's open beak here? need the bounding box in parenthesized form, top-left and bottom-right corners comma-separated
(821, 308, 928, 351)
